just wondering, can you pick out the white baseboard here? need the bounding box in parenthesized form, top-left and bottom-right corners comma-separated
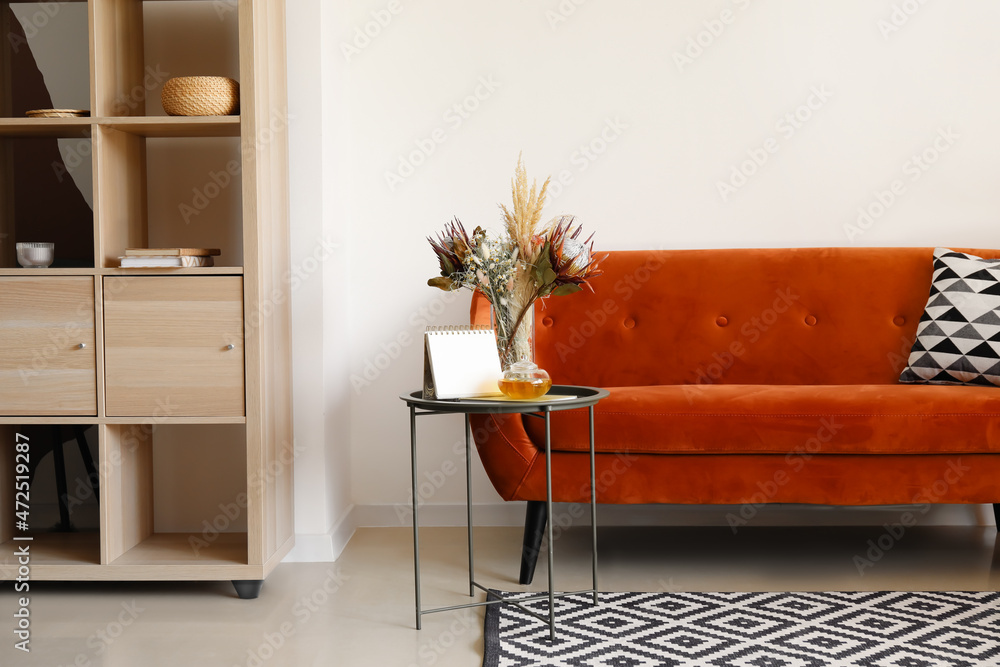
(284, 504, 357, 562)
(284, 502, 996, 562)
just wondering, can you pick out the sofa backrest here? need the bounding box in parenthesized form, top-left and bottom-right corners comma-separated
(471, 247, 1000, 387)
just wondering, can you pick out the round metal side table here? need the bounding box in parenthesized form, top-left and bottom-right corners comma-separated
(400, 385, 608, 640)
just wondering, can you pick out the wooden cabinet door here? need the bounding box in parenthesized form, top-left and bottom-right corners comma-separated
(104, 276, 245, 417)
(0, 277, 97, 415)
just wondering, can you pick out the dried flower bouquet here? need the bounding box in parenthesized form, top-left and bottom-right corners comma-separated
(428, 155, 605, 368)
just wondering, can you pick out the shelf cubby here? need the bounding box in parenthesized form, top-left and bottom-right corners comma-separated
(0, 134, 95, 269)
(104, 424, 249, 568)
(0, 424, 102, 578)
(94, 0, 239, 119)
(96, 130, 243, 268)
(1, 1, 92, 119)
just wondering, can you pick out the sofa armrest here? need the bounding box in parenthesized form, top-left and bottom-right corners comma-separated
(471, 413, 540, 501)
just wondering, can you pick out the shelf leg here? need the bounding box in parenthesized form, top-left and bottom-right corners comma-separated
(232, 580, 263, 599)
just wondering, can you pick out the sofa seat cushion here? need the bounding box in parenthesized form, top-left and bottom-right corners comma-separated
(522, 384, 1000, 455)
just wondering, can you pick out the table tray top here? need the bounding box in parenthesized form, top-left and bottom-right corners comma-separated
(400, 385, 608, 414)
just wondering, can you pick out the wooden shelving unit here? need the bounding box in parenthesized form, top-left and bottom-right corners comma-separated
(0, 0, 292, 598)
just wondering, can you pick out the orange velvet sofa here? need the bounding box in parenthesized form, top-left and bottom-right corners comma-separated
(470, 247, 1000, 583)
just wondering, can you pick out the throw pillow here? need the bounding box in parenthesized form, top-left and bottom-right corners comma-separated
(899, 248, 1000, 387)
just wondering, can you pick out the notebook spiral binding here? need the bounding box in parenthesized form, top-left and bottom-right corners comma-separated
(425, 325, 492, 334)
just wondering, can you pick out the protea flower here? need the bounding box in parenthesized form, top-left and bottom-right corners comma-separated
(427, 218, 476, 290)
(537, 216, 606, 296)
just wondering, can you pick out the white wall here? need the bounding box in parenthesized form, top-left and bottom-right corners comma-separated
(288, 0, 1000, 557)
(284, 0, 356, 560)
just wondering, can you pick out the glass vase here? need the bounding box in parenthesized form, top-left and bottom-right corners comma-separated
(492, 301, 535, 371)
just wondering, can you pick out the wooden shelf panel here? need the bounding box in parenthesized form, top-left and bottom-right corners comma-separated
(0, 117, 240, 138)
(0, 269, 98, 276)
(0, 417, 101, 424)
(111, 532, 248, 567)
(0, 118, 92, 138)
(105, 416, 247, 424)
(100, 116, 241, 137)
(103, 266, 244, 275)
(0, 533, 101, 568)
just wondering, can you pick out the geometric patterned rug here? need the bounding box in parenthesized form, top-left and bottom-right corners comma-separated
(483, 591, 1000, 666)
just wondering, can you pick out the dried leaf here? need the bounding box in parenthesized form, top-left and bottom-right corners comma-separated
(551, 283, 583, 296)
(427, 276, 455, 291)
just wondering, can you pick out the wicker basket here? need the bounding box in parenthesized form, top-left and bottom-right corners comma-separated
(161, 76, 240, 116)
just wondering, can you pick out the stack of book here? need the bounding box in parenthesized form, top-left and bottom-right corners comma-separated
(119, 248, 221, 268)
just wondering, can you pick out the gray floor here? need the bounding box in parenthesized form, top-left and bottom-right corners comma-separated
(1, 524, 998, 666)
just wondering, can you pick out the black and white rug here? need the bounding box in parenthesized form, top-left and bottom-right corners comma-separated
(483, 590, 1000, 667)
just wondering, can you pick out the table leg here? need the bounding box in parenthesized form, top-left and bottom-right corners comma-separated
(411, 406, 422, 630)
(590, 405, 598, 605)
(466, 414, 474, 597)
(545, 409, 555, 641)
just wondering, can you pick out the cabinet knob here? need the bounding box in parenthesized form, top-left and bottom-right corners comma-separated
(78, 343, 87, 349)
(225, 344, 235, 351)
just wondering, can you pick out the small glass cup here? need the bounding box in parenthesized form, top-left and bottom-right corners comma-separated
(498, 360, 552, 400)
(16, 242, 55, 268)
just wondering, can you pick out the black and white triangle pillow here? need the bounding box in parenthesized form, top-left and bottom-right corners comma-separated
(900, 248, 1000, 387)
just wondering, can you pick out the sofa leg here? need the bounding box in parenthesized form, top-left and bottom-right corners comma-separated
(519, 501, 547, 585)
(993, 504, 1000, 528)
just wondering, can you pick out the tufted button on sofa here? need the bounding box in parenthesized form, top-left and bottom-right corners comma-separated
(470, 247, 1000, 584)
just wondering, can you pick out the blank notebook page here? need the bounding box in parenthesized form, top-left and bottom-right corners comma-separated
(425, 328, 503, 399)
